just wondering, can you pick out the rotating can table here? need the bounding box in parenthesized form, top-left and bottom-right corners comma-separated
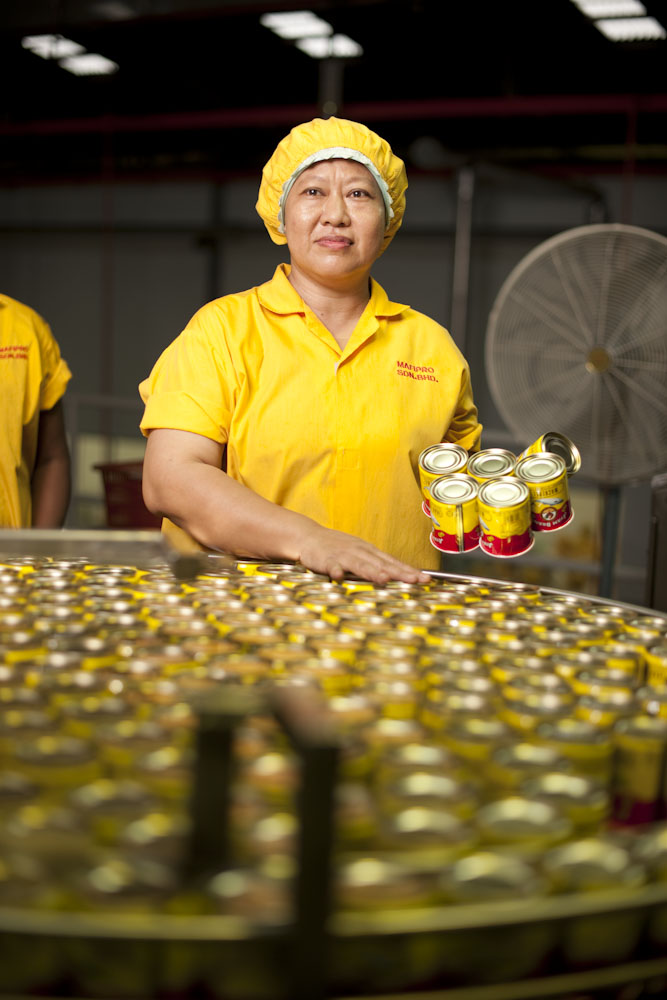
(0, 529, 666, 1000)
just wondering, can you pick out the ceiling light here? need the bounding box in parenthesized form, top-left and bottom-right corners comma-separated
(91, 1, 136, 19)
(22, 34, 85, 59)
(59, 53, 119, 75)
(260, 11, 332, 39)
(571, 0, 646, 15)
(594, 15, 666, 39)
(296, 34, 363, 58)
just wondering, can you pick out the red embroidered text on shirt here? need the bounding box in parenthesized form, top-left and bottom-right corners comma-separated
(396, 360, 439, 382)
(0, 346, 29, 360)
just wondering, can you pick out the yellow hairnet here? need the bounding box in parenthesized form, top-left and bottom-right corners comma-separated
(256, 117, 407, 255)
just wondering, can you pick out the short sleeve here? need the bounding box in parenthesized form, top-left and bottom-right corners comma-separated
(33, 313, 72, 411)
(445, 363, 483, 453)
(139, 305, 238, 444)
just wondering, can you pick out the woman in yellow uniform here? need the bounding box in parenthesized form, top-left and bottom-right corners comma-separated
(139, 117, 481, 583)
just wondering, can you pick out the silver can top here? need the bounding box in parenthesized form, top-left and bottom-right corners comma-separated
(430, 473, 478, 504)
(419, 443, 468, 475)
(478, 477, 529, 508)
(515, 452, 566, 483)
(467, 449, 516, 479)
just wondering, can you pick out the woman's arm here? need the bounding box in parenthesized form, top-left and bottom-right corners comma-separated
(143, 428, 429, 585)
(31, 401, 71, 527)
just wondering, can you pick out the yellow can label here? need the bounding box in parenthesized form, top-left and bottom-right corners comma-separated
(478, 499, 530, 539)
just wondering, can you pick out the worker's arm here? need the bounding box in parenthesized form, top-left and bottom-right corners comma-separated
(31, 401, 71, 527)
(142, 428, 429, 585)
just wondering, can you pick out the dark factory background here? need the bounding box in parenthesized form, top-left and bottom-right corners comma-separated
(1, 0, 667, 604)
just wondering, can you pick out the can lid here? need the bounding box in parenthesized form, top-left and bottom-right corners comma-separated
(515, 452, 566, 483)
(478, 477, 529, 507)
(468, 449, 516, 478)
(430, 473, 478, 503)
(419, 443, 467, 474)
(542, 433, 581, 475)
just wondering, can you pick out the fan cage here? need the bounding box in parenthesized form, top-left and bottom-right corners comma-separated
(485, 224, 667, 486)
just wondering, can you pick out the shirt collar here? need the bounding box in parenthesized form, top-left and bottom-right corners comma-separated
(258, 263, 409, 319)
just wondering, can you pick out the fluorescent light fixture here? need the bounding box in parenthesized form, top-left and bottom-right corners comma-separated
(260, 11, 332, 39)
(22, 34, 85, 59)
(594, 15, 666, 39)
(571, 0, 646, 15)
(91, 0, 136, 18)
(296, 34, 363, 58)
(59, 53, 119, 75)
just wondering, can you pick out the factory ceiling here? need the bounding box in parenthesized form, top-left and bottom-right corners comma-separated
(1, 0, 667, 184)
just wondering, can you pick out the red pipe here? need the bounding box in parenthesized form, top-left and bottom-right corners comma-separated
(2, 93, 666, 137)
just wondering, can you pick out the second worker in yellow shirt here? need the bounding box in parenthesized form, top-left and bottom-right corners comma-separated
(139, 117, 482, 583)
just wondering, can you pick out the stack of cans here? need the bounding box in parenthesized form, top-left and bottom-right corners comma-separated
(418, 432, 580, 558)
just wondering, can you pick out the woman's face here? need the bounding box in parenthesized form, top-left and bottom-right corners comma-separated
(283, 158, 386, 289)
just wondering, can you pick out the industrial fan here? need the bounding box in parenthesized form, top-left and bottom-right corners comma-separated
(485, 223, 667, 595)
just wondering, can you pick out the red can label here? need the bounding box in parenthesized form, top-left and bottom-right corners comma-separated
(430, 525, 480, 554)
(532, 496, 573, 531)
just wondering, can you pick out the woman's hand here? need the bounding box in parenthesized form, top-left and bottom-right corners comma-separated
(143, 429, 430, 586)
(298, 523, 430, 585)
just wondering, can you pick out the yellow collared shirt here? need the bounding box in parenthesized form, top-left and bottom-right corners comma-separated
(139, 264, 481, 568)
(0, 295, 72, 528)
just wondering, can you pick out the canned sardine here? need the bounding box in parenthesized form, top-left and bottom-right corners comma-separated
(515, 453, 573, 532)
(466, 449, 516, 484)
(428, 474, 480, 554)
(477, 478, 533, 558)
(418, 443, 468, 517)
(518, 432, 581, 475)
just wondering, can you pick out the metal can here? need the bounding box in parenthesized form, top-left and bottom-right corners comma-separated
(418, 443, 468, 517)
(434, 851, 555, 985)
(575, 687, 638, 730)
(497, 690, 574, 735)
(535, 717, 614, 785)
(637, 684, 667, 719)
(486, 741, 570, 792)
(377, 770, 478, 820)
(440, 716, 512, 765)
(644, 642, 667, 687)
(334, 855, 437, 914)
(466, 448, 516, 484)
(515, 452, 573, 532)
(375, 805, 476, 873)
(428, 474, 480, 554)
(611, 714, 667, 825)
(541, 836, 646, 968)
(631, 825, 667, 952)
(585, 641, 644, 683)
(477, 477, 533, 558)
(518, 431, 581, 475)
(520, 771, 610, 835)
(474, 796, 573, 859)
